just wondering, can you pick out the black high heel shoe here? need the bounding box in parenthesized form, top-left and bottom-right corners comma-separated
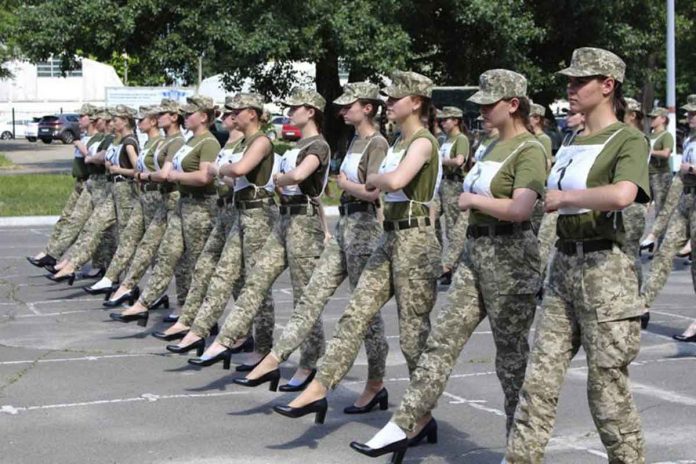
(103, 286, 140, 308)
(438, 270, 452, 286)
(150, 294, 169, 310)
(46, 272, 75, 286)
(640, 312, 650, 330)
(408, 418, 438, 447)
(350, 438, 409, 463)
(639, 241, 655, 256)
(162, 314, 179, 323)
(344, 388, 389, 414)
(83, 268, 106, 280)
(273, 397, 328, 424)
(232, 369, 281, 391)
(84, 283, 117, 296)
(166, 338, 205, 357)
(27, 254, 56, 268)
(44, 264, 59, 274)
(152, 330, 188, 341)
(188, 347, 232, 369)
(279, 369, 317, 392)
(109, 311, 149, 327)
(673, 333, 696, 342)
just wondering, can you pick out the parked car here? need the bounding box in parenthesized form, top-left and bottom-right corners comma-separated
(37, 113, 80, 144)
(25, 117, 40, 142)
(0, 119, 32, 140)
(270, 115, 301, 141)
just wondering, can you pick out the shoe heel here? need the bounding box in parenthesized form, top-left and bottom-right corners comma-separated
(137, 313, 149, 327)
(391, 449, 406, 464)
(222, 352, 231, 370)
(314, 408, 326, 425)
(379, 395, 389, 411)
(68, 274, 75, 286)
(243, 338, 254, 353)
(427, 428, 438, 444)
(269, 373, 279, 392)
(196, 343, 205, 358)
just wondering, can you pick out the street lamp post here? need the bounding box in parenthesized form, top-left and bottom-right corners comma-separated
(666, 0, 676, 148)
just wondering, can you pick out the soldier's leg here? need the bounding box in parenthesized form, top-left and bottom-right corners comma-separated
(622, 203, 647, 287)
(391, 254, 485, 432)
(113, 182, 137, 237)
(66, 197, 116, 269)
(120, 205, 167, 289)
(44, 182, 91, 258)
(648, 175, 682, 240)
(441, 179, 462, 246)
(537, 211, 558, 276)
(392, 226, 440, 376)
(103, 195, 145, 282)
(441, 210, 468, 271)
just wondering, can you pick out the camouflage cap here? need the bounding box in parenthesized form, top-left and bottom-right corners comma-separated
(111, 104, 137, 119)
(648, 107, 669, 118)
(381, 71, 433, 99)
(93, 107, 112, 121)
(225, 92, 265, 111)
(436, 106, 464, 119)
(182, 95, 216, 113)
(557, 47, 626, 83)
(530, 102, 546, 117)
(280, 88, 326, 111)
(681, 94, 696, 112)
(137, 105, 159, 119)
(625, 97, 642, 113)
(76, 103, 99, 117)
(157, 98, 183, 115)
(468, 69, 527, 105)
(333, 82, 381, 105)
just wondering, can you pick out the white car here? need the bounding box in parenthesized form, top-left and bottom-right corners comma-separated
(25, 118, 40, 142)
(0, 119, 31, 140)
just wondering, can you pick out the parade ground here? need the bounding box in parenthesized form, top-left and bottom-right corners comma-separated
(1, 223, 695, 464)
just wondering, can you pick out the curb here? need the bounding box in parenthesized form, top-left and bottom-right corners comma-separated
(0, 207, 342, 227)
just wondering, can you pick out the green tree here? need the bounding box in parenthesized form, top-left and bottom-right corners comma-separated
(0, 0, 21, 78)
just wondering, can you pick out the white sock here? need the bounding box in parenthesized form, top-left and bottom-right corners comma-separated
(364, 422, 406, 449)
(91, 277, 113, 290)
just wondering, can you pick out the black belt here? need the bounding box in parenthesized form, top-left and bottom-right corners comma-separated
(109, 175, 129, 183)
(444, 173, 464, 182)
(467, 221, 531, 238)
(180, 191, 215, 200)
(159, 183, 175, 193)
(555, 239, 614, 257)
(684, 186, 696, 194)
(650, 157, 668, 168)
(383, 217, 431, 232)
(339, 202, 376, 216)
(217, 195, 235, 207)
(90, 174, 108, 181)
(281, 194, 310, 205)
(279, 204, 316, 215)
(139, 183, 160, 192)
(236, 197, 276, 210)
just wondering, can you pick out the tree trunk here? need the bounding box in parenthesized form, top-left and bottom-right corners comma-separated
(315, 45, 348, 161)
(641, 52, 657, 133)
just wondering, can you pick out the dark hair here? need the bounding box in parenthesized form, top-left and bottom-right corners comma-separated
(124, 116, 136, 130)
(502, 96, 531, 132)
(175, 113, 185, 127)
(305, 105, 324, 133)
(201, 109, 216, 128)
(413, 96, 437, 133)
(612, 81, 626, 121)
(357, 98, 384, 134)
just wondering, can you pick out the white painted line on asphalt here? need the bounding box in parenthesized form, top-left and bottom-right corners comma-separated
(0, 390, 252, 415)
(0, 216, 59, 227)
(24, 303, 40, 315)
(12, 309, 92, 318)
(0, 297, 102, 306)
(0, 353, 153, 366)
(442, 391, 505, 416)
(651, 310, 695, 321)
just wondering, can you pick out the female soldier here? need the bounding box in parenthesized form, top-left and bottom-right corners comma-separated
(80, 106, 164, 291)
(641, 100, 696, 340)
(48, 105, 140, 284)
(270, 71, 441, 424)
(184, 88, 330, 391)
(110, 96, 220, 326)
(27, 104, 101, 270)
(506, 47, 649, 463)
(233, 82, 391, 411)
(435, 106, 470, 286)
(530, 102, 553, 169)
(350, 69, 545, 464)
(89, 100, 187, 309)
(154, 93, 276, 349)
(646, 107, 675, 219)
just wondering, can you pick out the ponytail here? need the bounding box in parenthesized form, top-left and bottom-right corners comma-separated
(613, 82, 626, 122)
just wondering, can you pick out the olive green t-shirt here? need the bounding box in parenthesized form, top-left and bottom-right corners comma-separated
(340, 133, 389, 204)
(177, 131, 221, 195)
(161, 132, 186, 166)
(474, 135, 497, 161)
(295, 135, 331, 198)
(442, 133, 471, 177)
(536, 132, 553, 170)
(72, 132, 103, 180)
(141, 135, 163, 172)
(116, 134, 139, 169)
(87, 133, 113, 177)
(383, 128, 440, 221)
(648, 130, 674, 174)
(235, 131, 275, 201)
(556, 122, 650, 245)
(468, 132, 547, 226)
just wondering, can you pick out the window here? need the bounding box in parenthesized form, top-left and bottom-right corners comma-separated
(36, 58, 83, 77)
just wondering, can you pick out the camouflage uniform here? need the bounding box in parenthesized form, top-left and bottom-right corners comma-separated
(313, 71, 441, 388)
(271, 88, 389, 378)
(137, 96, 220, 308)
(647, 107, 675, 218)
(536, 211, 558, 276)
(506, 47, 648, 464)
(649, 174, 683, 240)
(214, 95, 330, 364)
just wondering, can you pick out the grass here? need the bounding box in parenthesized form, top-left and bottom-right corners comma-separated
(322, 177, 343, 206)
(0, 173, 75, 216)
(0, 153, 16, 169)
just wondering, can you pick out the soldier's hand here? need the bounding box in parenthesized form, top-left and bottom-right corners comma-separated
(544, 190, 565, 212)
(458, 192, 476, 211)
(167, 171, 179, 183)
(335, 172, 347, 189)
(680, 163, 692, 175)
